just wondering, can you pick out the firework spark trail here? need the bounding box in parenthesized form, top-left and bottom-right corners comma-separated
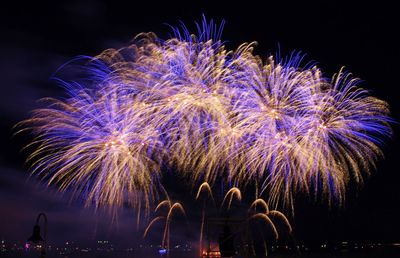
(249, 213, 279, 240)
(249, 198, 270, 214)
(196, 182, 215, 204)
(18, 18, 392, 212)
(246, 197, 292, 239)
(196, 182, 216, 257)
(143, 216, 164, 238)
(268, 210, 292, 233)
(143, 200, 186, 251)
(162, 202, 186, 250)
(246, 208, 291, 256)
(155, 199, 173, 213)
(221, 187, 242, 210)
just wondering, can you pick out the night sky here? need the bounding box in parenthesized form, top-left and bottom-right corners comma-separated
(0, 0, 399, 247)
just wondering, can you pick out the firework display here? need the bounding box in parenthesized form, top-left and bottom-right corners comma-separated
(18, 19, 392, 210)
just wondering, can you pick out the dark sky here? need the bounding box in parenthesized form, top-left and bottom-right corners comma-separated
(0, 0, 399, 247)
